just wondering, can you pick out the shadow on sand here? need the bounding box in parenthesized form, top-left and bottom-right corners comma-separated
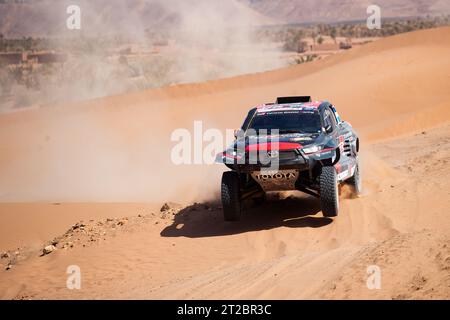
(160, 194, 332, 238)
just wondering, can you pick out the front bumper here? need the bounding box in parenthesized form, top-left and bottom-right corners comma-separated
(220, 148, 337, 173)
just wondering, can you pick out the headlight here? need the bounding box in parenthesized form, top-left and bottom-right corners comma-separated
(302, 145, 323, 154)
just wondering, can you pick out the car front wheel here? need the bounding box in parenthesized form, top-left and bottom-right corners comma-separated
(221, 171, 242, 221)
(319, 166, 339, 217)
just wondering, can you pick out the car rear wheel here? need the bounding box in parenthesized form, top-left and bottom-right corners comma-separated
(348, 161, 362, 196)
(319, 166, 339, 217)
(221, 171, 242, 221)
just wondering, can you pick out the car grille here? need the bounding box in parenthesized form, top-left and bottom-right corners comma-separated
(279, 151, 298, 161)
(246, 150, 298, 164)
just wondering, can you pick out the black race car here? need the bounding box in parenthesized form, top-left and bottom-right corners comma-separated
(217, 96, 361, 221)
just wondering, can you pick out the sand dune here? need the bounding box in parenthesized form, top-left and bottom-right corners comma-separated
(0, 27, 450, 299)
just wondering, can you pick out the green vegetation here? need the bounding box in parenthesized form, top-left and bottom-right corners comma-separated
(282, 29, 306, 52)
(254, 15, 450, 52)
(317, 35, 324, 45)
(291, 54, 318, 65)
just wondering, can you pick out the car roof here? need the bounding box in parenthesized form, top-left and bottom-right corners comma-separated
(256, 101, 324, 113)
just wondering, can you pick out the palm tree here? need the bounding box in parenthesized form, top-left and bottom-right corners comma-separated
(0, 33, 4, 52)
(317, 35, 324, 45)
(311, 31, 317, 46)
(330, 27, 337, 44)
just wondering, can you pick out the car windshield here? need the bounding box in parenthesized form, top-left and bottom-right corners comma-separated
(247, 111, 322, 134)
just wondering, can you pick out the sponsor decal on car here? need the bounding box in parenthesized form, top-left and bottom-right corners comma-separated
(337, 170, 349, 181)
(251, 169, 299, 191)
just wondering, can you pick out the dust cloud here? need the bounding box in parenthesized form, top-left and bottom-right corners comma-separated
(1, 0, 284, 112)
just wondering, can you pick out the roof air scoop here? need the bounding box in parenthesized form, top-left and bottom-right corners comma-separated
(276, 96, 312, 104)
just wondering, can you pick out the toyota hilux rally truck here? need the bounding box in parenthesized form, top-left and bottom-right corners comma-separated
(217, 96, 361, 221)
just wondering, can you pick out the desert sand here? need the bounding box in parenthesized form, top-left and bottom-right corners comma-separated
(0, 27, 450, 299)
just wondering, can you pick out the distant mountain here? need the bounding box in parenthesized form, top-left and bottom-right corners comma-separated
(239, 0, 450, 24)
(2, 0, 449, 38)
(0, 0, 275, 38)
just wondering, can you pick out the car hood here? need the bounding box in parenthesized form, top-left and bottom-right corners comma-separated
(233, 132, 321, 150)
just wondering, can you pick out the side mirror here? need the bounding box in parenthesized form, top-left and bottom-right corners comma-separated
(234, 129, 244, 138)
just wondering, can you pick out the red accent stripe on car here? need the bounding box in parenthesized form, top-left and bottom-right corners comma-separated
(245, 142, 302, 152)
(256, 101, 323, 110)
(223, 153, 241, 160)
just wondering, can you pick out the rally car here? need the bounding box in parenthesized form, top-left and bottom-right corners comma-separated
(217, 96, 361, 221)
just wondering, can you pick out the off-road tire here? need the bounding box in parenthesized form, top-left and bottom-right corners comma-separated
(319, 166, 339, 217)
(221, 171, 242, 221)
